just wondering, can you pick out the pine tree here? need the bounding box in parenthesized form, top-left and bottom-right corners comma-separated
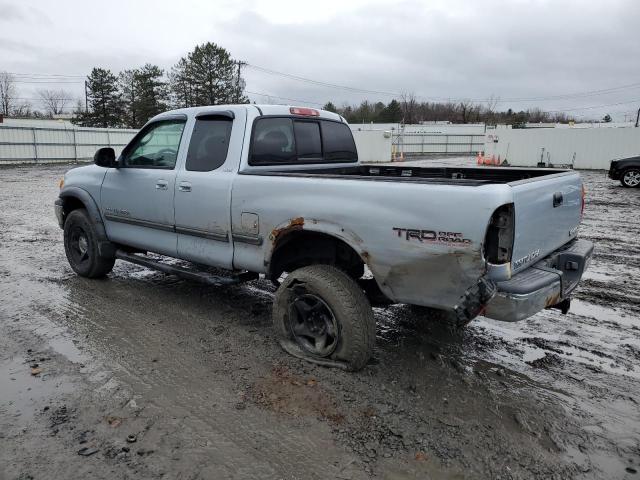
(135, 64, 169, 125)
(170, 42, 248, 107)
(73, 68, 124, 128)
(379, 100, 402, 122)
(323, 102, 338, 113)
(119, 65, 169, 128)
(118, 69, 138, 128)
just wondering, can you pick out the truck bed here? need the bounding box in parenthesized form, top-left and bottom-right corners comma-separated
(243, 165, 573, 186)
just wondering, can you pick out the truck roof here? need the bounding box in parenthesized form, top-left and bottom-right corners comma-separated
(151, 104, 345, 123)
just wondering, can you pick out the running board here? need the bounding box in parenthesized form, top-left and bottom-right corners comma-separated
(115, 250, 258, 286)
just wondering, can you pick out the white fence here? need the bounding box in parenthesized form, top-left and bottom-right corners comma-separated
(0, 125, 137, 165)
(484, 125, 640, 170)
(351, 123, 485, 157)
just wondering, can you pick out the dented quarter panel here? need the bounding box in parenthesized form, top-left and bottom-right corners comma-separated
(231, 170, 514, 308)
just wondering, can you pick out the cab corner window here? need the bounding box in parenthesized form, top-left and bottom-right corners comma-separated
(123, 120, 186, 169)
(250, 118, 296, 165)
(321, 120, 358, 162)
(186, 117, 233, 172)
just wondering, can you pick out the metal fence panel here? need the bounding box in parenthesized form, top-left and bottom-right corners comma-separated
(484, 125, 640, 169)
(0, 125, 137, 165)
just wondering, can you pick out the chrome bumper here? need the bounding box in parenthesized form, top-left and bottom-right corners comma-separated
(484, 238, 594, 322)
(54, 199, 64, 228)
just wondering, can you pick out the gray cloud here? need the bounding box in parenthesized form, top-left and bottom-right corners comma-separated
(3, 0, 640, 120)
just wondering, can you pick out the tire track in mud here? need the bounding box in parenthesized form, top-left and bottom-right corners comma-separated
(1, 165, 640, 479)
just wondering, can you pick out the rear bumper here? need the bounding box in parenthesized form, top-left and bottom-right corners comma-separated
(484, 238, 593, 322)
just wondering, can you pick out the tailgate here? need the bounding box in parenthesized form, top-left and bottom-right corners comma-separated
(510, 172, 583, 274)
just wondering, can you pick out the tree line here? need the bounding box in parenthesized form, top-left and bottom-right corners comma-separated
(323, 96, 577, 126)
(73, 42, 248, 128)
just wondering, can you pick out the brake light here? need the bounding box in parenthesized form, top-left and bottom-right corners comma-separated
(290, 107, 319, 116)
(581, 184, 586, 218)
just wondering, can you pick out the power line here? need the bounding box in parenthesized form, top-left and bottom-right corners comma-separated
(246, 63, 640, 104)
(546, 98, 640, 113)
(11, 80, 84, 84)
(4, 72, 86, 78)
(245, 90, 325, 106)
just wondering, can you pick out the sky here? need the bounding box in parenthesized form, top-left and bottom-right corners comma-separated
(1, 0, 640, 121)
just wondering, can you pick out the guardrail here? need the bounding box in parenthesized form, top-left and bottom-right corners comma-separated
(0, 125, 137, 165)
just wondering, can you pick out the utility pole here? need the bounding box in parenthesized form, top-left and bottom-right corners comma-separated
(84, 80, 89, 113)
(236, 61, 246, 102)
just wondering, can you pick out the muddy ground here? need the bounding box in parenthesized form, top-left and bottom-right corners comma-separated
(0, 164, 638, 480)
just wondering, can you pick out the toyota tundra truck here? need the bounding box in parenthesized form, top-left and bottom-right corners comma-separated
(54, 104, 593, 371)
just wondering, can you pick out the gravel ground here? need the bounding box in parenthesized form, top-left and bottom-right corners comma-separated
(0, 164, 638, 480)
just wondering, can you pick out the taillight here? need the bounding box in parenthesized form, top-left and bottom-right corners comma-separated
(581, 184, 586, 218)
(484, 204, 515, 264)
(290, 107, 319, 116)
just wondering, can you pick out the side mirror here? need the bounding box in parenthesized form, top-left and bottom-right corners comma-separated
(94, 147, 116, 168)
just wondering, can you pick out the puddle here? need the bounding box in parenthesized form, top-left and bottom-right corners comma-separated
(0, 355, 74, 424)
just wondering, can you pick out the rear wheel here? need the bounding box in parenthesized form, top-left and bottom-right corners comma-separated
(273, 265, 375, 371)
(621, 168, 640, 188)
(63, 209, 115, 278)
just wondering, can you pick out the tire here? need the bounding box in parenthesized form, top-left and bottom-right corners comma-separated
(273, 265, 375, 371)
(63, 209, 115, 278)
(620, 168, 640, 188)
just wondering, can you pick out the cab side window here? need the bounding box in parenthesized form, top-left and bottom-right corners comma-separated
(123, 120, 186, 169)
(185, 117, 233, 172)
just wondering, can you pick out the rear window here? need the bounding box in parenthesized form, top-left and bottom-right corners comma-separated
(186, 116, 233, 171)
(250, 117, 357, 165)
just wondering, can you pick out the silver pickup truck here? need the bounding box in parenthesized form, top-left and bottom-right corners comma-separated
(55, 104, 593, 370)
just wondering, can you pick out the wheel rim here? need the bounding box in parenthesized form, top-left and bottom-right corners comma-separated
(623, 170, 640, 187)
(288, 292, 339, 357)
(69, 226, 90, 266)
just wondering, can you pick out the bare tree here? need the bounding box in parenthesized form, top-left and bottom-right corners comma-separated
(12, 101, 32, 117)
(0, 71, 16, 116)
(484, 94, 500, 124)
(38, 88, 71, 116)
(400, 92, 419, 124)
(458, 99, 474, 124)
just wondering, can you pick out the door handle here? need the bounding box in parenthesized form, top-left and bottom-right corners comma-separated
(178, 182, 192, 192)
(155, 180, 168, 190)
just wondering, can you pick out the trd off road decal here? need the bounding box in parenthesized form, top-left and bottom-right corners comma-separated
(392, 228, 472, 246)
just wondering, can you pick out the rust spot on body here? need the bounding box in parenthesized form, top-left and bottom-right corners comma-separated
(271, 217, 305, 243)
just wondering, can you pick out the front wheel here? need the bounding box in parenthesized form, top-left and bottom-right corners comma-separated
(621, 168, 640, 188)
(63, 209, 115, 278)
(272, 265, 375, 371)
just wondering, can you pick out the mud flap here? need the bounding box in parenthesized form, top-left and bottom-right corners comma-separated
(452, 278, 497, 326)
(278, 340, 350, 370)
